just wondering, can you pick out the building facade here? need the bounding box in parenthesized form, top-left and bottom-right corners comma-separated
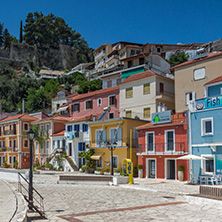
(119, 71, 175, 120)
(137, 112, 189, 180)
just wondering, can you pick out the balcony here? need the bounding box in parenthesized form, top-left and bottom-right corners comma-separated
(95, 50, 106, 60)
(1, 130, 17, 136)
(137, 142, 186, 155)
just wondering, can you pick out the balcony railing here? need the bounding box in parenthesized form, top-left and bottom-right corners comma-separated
(0, 130, 17, 136)
(137, 142, 186, 155)
(0, 146, 18, 152)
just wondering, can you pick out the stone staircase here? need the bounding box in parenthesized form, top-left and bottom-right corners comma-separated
(65, 156, 79, 171)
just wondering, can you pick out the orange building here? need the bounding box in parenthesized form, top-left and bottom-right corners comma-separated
(0, 114, 38, 168)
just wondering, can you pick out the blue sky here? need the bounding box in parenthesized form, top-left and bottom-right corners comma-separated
(1, 0, 222, 49)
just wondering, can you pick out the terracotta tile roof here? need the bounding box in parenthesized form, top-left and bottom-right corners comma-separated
(0, 114, 38, 123)
(121, 70, 173, 85)
(32, 116, 73, 123)
(136, 113, 185, 130)
(68, 115, 94, 123)
(52, 130, 65, 137)
(204, 76, 222, 86)
(71, 86, 119, 102)
(171, 52, 222, 70)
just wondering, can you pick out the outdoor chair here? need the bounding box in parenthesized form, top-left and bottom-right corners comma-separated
(207, 176, 218, 185)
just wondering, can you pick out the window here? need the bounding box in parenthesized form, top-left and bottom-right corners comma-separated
(46, 140, 49, 149)
(72, 103, 79, 112)
(9, 156, 12, 164)
(165, 130, 175, 151)
(96, 129, 106, 147)
(13, 139, 17, 148)
(157, 47, 161, 53)
(96, 156, 103, 168)
(24, 139, 29, 148)
(3, 140, 5, 148)
(160, 83, 164, 93)
(9, 140, 12, 148)
(97, 98, 102, 106)
(78, 142, 86, 151)
(109, 112, 114, 119)
(67, 125, 72, 132)
(110, 128, 122, 146)
(146, 132, 154, 151)
(40, 125, 44, 131)
(109, 95, 116, 106)
(130, 49, 135, 55)
(126, 87, 133, 98)
(116, 78, 122, 86)
(126, 111, 132, 118)
(144, 107, 151, 118)
(201, 155, 215, 175)
(128, 60, 133, 68)
(53, 141, 55, 149)
(85, 100, 93, 110)
(201, 118, 213, 136)
(186, 92, 195, 105)
(107, 80, 112, 88)
(0, 141, 1, 147)
(23, 123, 29, 131)
(112, 156, 118, 169)
(82, 124, 88, 132)
(57, 140, 60, 149)
(194, 67, 205, 80)
(139, 57, 145, 65)
(46, 124, 49, 134)
(144, 83, 150, 94)
(36, 142, 39, 151)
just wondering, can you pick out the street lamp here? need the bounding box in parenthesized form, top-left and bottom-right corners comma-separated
(27, 128, 35, 210)
(107, 141, 117, 175)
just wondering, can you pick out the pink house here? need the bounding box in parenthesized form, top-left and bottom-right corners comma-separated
(66, 86, 120, 120)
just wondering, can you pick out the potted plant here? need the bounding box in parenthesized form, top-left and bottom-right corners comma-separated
(104, 168, 110, 175)
(177, 166, 184, 181)
(94, 168, 101, 175)
(114, 169, 121, 176)
(14, 160, 18, 169)
(137, 165, 143, 178)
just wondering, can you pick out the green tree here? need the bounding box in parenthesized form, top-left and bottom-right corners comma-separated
(19, 20, 23, 43)
(0, 22, 3, 47)
(2, 28, 18, 49)
(168, 51, 189, 67)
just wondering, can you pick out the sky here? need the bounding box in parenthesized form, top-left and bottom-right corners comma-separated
(1, 0, 222, 49)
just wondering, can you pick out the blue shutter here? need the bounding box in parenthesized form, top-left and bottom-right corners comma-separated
(78, 143, 83, 151)
(74, 125, 77, 131)
(82, 124, 85, 132)
(82, 158, 85, 165)
(85, 124, 88, 132)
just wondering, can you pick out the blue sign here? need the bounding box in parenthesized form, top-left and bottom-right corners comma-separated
(196, 95, 222, 111)
(216, 154, 222, 175)
(151, 110, 171, 125)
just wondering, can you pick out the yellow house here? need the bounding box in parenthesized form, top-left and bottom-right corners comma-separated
(88, 117, 148, 173)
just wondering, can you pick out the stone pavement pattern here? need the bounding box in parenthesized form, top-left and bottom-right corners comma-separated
(9, 172, 222, 222)
(0, 180, 16, 222)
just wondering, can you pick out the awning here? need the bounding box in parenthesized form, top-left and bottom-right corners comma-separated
(90, 153, 104, 160)
(121, 67, 144, 79)
(57, 106, 68, 112)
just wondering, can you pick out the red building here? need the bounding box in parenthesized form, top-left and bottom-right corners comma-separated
(67, 86, 120, 120)
(137, 112, 189, 181)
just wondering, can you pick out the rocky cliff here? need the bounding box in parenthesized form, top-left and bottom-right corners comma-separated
(0, 43, 79, 71)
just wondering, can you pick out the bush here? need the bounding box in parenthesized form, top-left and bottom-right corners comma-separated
(3, 162, 10, 168)
(105, 168, 110, 172)
(178, 166, 184, 171)
(95, 168, 101, 171)
(137, 165, 143, 169)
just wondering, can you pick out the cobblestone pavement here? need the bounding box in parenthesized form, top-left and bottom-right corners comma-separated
(11, 172, 222, 222)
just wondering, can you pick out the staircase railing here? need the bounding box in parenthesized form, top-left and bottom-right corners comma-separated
(18, 172, 45, 217)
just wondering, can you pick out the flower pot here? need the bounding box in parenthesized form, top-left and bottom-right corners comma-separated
(114, 172, 120, 176)
(138, 169, 143, 178)
(178, 171, 184, 181)
(94, 170, 101, 175)
(104, 172, 110, 175)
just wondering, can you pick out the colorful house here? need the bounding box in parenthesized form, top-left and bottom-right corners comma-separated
(189, 76, 222, 180)
(0, 114, 38, 169)
(65, 115, 92, 169)
(119, 71, 175, 120)
(32, 116, 72, 166)
(137, 112, 189, 180)
(87, 117, 148, 173)
(66, 86, 120, 120)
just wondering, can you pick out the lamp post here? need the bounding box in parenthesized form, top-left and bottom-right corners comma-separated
(27, 128, 35, 210)
(107, 141, 117, 175)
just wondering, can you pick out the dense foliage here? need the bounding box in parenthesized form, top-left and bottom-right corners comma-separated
(0, 71, 101, 113)
(0, 23, 18, 48)
(168, 51, 189, 67)
(23, 12, 94, 63)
